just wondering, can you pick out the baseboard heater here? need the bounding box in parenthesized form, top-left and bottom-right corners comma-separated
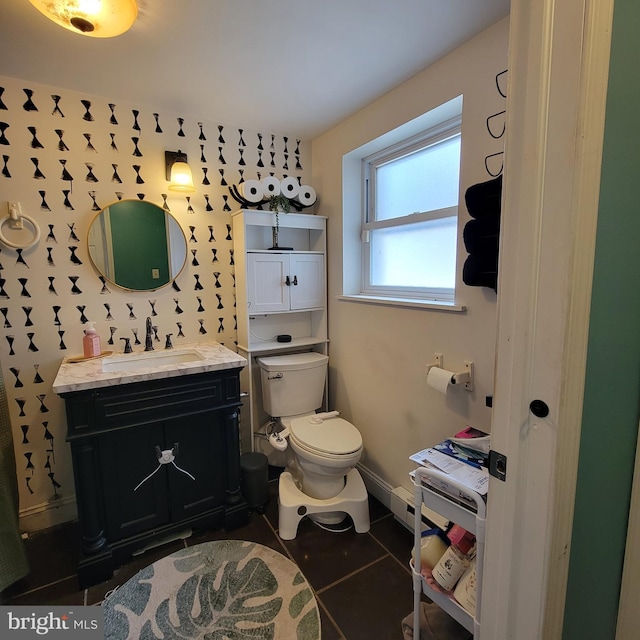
(390, 486, 449, 532)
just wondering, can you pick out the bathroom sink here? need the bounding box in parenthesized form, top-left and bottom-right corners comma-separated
(101, 348, 206, 373)
(53, 341, 247, 394)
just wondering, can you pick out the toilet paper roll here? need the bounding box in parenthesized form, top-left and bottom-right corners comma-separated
(240, 180, 264, 203)
(280, 176, 300, 198)
(296, 185, 317, 206)
(427, 366, 455, 394)
(261, 176, 281, 197)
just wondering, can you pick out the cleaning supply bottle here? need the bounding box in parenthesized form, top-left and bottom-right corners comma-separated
(432, 524, 475, 592)
(83, 322, 101, 358)
(413, 528, 449, 570)
(454, 556, 478, 615)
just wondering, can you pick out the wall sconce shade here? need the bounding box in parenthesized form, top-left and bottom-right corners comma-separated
(165, 150, 196, 193)
(28, 0, 138, 38)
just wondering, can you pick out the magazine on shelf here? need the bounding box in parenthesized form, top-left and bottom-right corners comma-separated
(433, 439, 487, 467)
(409, 468, 479, 513)
(449, 426, 491, 454)
(410, 447, 489, 496)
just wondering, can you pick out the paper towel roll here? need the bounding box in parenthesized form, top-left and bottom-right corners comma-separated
(280, 176, 300, 198)
(240, 179, 264, 203)
(261, 176, 281, 196)
(296, 185, 317, 206)
(427, 366, 455, 394)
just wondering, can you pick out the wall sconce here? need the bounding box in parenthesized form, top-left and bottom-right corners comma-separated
(28, 0, 138, 38)
(165, 151, 196, 193)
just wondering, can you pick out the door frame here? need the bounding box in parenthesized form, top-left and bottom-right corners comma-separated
(480, 1, 614, 638)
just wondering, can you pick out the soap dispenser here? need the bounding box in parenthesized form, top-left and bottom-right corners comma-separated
(83, 322, 101, 358)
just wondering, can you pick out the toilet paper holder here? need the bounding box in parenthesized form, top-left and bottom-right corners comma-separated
(426, 353, 474, 391)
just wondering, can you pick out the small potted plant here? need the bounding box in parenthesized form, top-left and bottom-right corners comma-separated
(268, 194, 292, 250)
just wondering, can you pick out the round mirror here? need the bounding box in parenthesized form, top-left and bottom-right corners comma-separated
(87, 200, 187, 291)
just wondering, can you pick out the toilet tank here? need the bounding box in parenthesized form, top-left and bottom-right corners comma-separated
(258, 352, 329, 418)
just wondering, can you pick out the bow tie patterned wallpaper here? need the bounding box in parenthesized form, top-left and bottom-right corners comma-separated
(0, 75, 311, 529)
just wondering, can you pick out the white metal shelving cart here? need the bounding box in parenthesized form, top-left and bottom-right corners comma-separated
(412, 466, 487, 638)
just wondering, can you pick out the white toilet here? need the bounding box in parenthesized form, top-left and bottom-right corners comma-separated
(257, 352, 370, 540)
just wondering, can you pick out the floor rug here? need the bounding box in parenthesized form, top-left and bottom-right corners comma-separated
(103, 540, 320, 639)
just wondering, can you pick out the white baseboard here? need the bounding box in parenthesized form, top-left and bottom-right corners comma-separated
(356, 463, 448, 532)
(19, 496, 77, 534)
(356, 462, 394, 509)
(389, 485, 449, 532)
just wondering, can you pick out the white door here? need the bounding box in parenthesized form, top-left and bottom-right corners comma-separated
(247, 253, 288, 313)
(289, 254, 325, 310)
(480, 1, 614, 638)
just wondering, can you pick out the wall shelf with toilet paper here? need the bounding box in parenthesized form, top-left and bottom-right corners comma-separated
(229, 177, 317, 211)
(426, 353, 474, 392)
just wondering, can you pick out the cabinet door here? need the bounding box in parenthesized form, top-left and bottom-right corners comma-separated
(99, 423, 170, 541)
(164, 411, 226, 521)
(247, 252, 325, 313)
(247, 253, 289, 313)
(289, 253, 325, 310)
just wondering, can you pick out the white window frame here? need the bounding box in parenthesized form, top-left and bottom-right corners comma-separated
(360, 116, 462, 303)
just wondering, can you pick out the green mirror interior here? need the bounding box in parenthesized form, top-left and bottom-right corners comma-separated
(87, 200, 187, 291)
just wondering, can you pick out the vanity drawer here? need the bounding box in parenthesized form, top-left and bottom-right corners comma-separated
(65, 369, 241, 436)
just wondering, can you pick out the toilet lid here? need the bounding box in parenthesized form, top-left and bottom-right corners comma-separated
(290, 416, 362, 455)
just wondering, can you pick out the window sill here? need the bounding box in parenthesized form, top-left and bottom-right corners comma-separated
(337, 294, 466, 312)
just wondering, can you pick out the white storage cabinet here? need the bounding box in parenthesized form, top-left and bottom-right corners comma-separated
(412, 466, 486, 638)
(247, 252, 324, 313)
(232, 209, 328, 453)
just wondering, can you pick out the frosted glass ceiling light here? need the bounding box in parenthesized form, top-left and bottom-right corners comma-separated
(29, 0, 138, 38)
(165, 151, 196, 193)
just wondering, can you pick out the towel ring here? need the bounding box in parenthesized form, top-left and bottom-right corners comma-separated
(0, 204, 41, 250)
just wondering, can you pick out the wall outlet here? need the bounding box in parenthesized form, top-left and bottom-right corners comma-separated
(152, 268, 160, 279)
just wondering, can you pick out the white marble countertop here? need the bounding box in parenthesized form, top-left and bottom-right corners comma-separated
(52, 341, 247, 394)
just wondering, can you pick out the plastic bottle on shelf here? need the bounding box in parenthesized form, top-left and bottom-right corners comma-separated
(431, 524, 475, 592)
(454, 556, 477, 615)
(82, 322, 101, 358)
(413, 528, 449, 570)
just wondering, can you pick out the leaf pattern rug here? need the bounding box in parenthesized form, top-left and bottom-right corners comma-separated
(103, 540, 320, 639)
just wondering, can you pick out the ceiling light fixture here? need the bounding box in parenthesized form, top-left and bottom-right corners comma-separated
(165, 151, 196, 193)
(28, 0, 138, 38)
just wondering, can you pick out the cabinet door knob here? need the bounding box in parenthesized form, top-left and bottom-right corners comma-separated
(292, 275, 298, 286)
(285, 275, 291, 286)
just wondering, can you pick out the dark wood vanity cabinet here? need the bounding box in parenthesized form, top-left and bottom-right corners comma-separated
(62, 368, 249, 588)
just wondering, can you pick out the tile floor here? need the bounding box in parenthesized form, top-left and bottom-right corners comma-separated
(2, 473, 424, 639)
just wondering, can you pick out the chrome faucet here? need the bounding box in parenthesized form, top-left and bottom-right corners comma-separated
(144, 317, 154, 351)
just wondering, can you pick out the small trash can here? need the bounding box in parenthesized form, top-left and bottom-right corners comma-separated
(241, 452, 269, 513)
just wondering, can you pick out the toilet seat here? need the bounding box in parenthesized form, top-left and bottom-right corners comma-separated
(289, 415, 362, 456)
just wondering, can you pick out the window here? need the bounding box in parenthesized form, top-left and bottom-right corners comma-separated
(361, 117, 461, 303)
